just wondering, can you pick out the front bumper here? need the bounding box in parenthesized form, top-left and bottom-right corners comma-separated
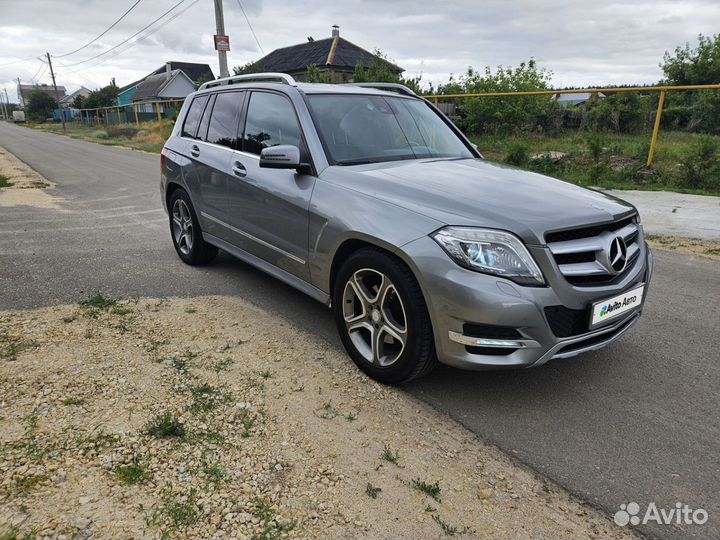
(400, 236, 653, 370)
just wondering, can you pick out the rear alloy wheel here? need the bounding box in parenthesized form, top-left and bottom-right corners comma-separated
(169, 188, 218, 265)
(333, 248, 437, 384)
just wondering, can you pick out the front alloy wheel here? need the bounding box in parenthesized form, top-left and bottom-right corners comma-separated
(332, 247, 437, 384)
(342, 268, 408, 366)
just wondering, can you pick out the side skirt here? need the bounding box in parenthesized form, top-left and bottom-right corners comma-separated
(203, 233, 331, 306)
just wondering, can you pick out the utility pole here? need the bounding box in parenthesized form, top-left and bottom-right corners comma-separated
(16, 78, 22, 107)
(213, 0, 229, 78)
(46, 52, 66, 133)
(4, 88, 10, 119)
(0, 92, 8, 120)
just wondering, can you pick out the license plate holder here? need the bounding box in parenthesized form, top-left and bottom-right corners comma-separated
(590, 284, 645, 328)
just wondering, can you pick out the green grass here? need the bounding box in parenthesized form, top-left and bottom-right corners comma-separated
(251, 498, 296, 540)
(147, 484, 200, 533)
(470, 131, 720, 196)
(411, 478, 442, 501)
(0, 175, 13, 188)
(145, 411, 186, 439)
(116, 459, 148, 485)
(187, 382, 232, 414)
(29, 121, 171, 154)
(380, 444, 400, 465)
(62, 397, 84, 406)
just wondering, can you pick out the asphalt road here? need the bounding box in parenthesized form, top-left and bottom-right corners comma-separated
(1, 122, 718, 540)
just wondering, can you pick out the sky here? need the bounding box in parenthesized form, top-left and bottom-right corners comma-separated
(1, 0, 719, 103)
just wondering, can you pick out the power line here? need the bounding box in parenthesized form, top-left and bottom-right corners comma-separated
(235, 0, 264, 55)
(61, 0, 200, 73)
(0, 54, 45, 68)
(30, 58, 47, 83)
(33, 62, 49, 84)
(55, 0, 145, 58)
(64, 0, 188, 67)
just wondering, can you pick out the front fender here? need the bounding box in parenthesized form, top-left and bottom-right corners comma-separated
(308, 178, 443, 294)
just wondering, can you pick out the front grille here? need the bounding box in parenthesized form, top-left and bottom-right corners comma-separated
(545, 214, 641, 287)
(466, 346, 517, 356)
(545, 216, 635, 243)
(544, 305, 588, 338)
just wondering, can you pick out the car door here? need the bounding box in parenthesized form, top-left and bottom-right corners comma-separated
(187, 91, 246, 241)
(225, 90, 315, 280)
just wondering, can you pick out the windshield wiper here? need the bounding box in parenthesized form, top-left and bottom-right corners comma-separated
(335, 158, 382, 166)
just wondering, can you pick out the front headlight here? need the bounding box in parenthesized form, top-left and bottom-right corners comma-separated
(431, 227, 545, 286)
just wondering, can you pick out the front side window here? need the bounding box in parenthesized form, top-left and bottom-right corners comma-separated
(181, 95, 208, 138)
(243, 92, 301, 155)
(206, 92, 244, 149)
(308, 94, 473, 165)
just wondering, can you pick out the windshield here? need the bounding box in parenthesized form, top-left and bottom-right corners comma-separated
(307, 94, 474, 165)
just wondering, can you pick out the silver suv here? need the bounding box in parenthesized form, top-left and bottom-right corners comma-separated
(161, 73, 653, 384)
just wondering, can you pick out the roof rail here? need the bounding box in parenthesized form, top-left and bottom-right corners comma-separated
(341, 82, 417, 97)
(199, 72, 297, 91)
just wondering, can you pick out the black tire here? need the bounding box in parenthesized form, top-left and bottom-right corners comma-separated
(332, 247, 437, 384)
(168, 188, 218, 265)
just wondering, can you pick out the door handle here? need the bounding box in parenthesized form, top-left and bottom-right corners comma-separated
(190, 144, 200, 157)
(232, 161, 247, 178)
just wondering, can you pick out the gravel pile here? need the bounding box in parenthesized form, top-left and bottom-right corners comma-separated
(0, 295, 637, 539)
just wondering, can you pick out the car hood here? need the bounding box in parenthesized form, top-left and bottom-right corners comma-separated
(324, 158, 636, 245)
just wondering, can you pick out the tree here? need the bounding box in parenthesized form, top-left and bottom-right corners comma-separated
(84, 84, 118, 109)
(661, 34, 720, 86)
(72, 94, 85, 109)
(305, 64, 332, 83)
(660, 34, 720, 133)
(233, 61, 261, 75)
(436, 60, 554, 134)
(25, 90, 57, 122)
(352, 49, 422, 94)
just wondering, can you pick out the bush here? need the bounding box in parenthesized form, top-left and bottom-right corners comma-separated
(92, 130, 109, 139)
(106, 125, 139, 138)
(679, 136, 720, 189)
(585, 132, 608, 183)
(25, 90, 57, 123)
(505, 142, 529, 166)
(662, 106, 693, 130)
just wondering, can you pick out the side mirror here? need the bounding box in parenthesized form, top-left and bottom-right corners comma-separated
(259, 145, 309, 172)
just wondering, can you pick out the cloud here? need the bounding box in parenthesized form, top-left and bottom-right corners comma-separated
(0, 0, 718, 100)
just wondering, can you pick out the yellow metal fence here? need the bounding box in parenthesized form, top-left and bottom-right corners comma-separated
(75, 99, 185, 129)
(425, 84, 720, 167)
(69, 85, 720, 168)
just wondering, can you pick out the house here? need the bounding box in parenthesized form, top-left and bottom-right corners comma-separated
(554, 92, 606, 107)
(59, 86, 91, 108)
(132, 65, 197, 112)
(246, 26, 403, 83)
(117, 61, 214, 106)
(17, 83, 66, 106)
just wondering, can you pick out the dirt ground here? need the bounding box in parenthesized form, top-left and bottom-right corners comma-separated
(645, 234, 720, 260)
(0, 146, 60, 210)
(0, 295, 637, 540)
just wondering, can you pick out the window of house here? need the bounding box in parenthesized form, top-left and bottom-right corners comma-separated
(242, 92, 301, 155)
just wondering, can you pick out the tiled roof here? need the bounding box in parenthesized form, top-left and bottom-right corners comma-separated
(251, 37, 403, 73)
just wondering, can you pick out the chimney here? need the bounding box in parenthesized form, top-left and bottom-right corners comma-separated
(331, 25, 339, 37)
(165, 62, 172, 81)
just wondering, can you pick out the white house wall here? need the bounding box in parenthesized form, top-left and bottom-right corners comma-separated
(159, 75, 195, 100)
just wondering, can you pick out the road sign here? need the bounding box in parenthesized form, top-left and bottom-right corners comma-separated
(214, 35, 230, 52)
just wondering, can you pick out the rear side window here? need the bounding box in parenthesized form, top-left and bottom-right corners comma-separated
(196, 95, 215, 141)
(206, 92, 244, 149)
(243, 92, 301, 155)
(181, 95, 208, 138)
